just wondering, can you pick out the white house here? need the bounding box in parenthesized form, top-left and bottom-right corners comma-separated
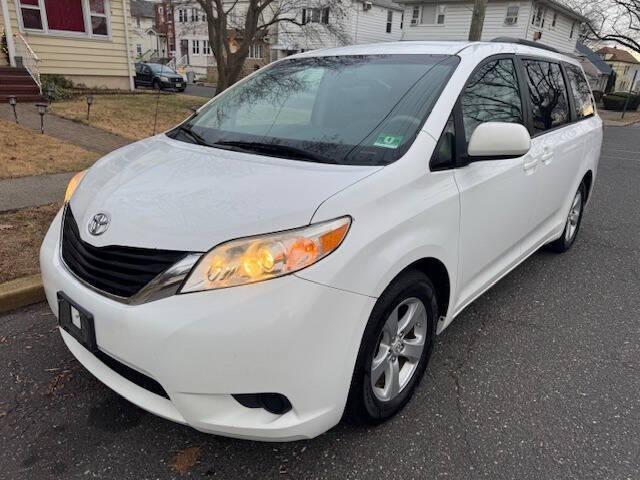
(273, 0, 405, 58)
(165, 0, 404, 79)
(130, 0, 162, 60)
(398, 0, 585, 53)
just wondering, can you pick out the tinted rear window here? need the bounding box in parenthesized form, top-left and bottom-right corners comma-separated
(565, 64, 595, 120)
(522, 60, 570, 133)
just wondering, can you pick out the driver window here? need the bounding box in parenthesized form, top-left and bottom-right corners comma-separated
(461, 58, 523, 144)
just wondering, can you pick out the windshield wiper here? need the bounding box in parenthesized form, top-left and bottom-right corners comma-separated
(213, 140, 337, 164)
(176, 124, 211, 147)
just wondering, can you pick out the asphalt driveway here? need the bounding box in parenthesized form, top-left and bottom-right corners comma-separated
(1, 126, 638, 479)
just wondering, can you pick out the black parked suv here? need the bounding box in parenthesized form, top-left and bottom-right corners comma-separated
(134, 63, 186, 91)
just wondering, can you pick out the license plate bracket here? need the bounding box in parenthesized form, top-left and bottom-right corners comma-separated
(57, 291, 97, 352)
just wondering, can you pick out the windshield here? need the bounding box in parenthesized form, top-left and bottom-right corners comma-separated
(170, 54, 459, 166)
(149, 64, 177, 74)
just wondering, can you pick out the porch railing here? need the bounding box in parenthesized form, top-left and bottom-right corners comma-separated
(13, 32, 41, 93)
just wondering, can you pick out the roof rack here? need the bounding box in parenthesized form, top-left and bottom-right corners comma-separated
(491, 37, 561, 54)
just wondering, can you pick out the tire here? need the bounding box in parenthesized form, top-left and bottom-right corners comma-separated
(344, 270, 437, 425)
(152, 79, 161, 90)
(547, 181, 586, 253)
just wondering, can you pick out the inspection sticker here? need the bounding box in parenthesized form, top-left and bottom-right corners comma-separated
(374, 134, 403, 149)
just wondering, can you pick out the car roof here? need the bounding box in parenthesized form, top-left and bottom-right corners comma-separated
(291, 41, 581, 66)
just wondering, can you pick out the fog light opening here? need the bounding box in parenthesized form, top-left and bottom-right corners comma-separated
(232, 393, 292, 415)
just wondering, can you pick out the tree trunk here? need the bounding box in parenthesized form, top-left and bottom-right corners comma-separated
(468, 0, 488, 41)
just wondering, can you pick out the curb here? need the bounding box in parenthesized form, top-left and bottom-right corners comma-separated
(0, 274, 45, 314)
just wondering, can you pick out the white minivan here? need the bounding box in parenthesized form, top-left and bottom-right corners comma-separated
(41, 40, 602, 441)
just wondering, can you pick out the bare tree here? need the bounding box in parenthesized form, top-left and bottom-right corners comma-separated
(187, 0, 349, 93)
(567, 0, 640, 54)
(468, 0, 488, 41)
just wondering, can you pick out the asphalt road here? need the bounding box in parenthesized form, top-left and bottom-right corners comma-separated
(182, 84, 216, 99)
(1, 126, 639, 479)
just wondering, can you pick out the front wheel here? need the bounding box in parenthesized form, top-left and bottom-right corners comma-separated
(344, 270, 437, 425)
(547, 182, 586, 253)
(152, 79, 162, 90)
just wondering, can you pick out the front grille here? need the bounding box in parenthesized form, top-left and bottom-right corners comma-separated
(61, 207, 187, 298)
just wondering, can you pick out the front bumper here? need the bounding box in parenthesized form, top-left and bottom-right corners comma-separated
(40, 210, 376, 441)
(160, 80, 185, 89)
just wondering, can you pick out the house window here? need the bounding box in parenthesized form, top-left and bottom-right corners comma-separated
(136, 43, 142, 55)
(531, 3, 546, 28)
(18, 0, 110, 37)
(192, 39, 200, 54)
(411, 5, 419, 25)
(178, 9, 187, 22)
(203, 40, 211, 55)
(569, 21, 576, 38)
(248, 43, 263, 59)
(386, 10, 393, 33)
(19, 0, 43, 30)
(302, 7, 329, 24)
(190, 8, 199, 22)
(90, 0, 108, 36)
(505, 4, 519, 25)
(419, 4, 445, 24)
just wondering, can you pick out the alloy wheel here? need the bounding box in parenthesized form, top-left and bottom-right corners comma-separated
(370, 297, 428, 402)
(565, 190, 583, 243)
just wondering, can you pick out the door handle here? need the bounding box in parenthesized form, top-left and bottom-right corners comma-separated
(523, 156, 538, 172)
(540, 147, 554, 165)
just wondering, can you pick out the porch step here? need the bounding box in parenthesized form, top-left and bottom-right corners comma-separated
(0, 94, 47, 103)
(0, 66, 43, 102)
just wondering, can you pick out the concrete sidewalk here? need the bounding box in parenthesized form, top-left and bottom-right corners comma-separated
(0, 172, 74, 212)
(0, 104, 130, 155)
(0, 103, 132, 212)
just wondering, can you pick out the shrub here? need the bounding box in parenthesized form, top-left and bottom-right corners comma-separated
(41, 74, 74, 101)
(602, 92, 640, 111)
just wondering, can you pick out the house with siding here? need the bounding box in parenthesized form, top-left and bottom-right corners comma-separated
(398, 0, 584, 53)
(596, 46, 640, 92)
(274, 0, 404, 57)
(156, 0, 403, 81)
(130, 0, 162, 61)
(0, 0, 134, 98)
(575, 42, 612, 92)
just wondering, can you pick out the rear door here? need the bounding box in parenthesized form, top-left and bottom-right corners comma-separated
(519, 58, 584, 250)
(452, 56, 537, 311)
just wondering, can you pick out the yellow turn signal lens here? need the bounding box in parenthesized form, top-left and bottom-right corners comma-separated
(64, 170, 87, 203)
(180, 216, 352, 293)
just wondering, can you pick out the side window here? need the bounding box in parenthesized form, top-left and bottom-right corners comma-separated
(522, 60, 570, 133)
(565, 64, 595, 120)
(430, 115, 456, 170)
(461, 58, 523, 143)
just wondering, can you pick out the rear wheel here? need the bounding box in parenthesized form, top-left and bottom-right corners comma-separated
(547, 182, 586, 253)
(344, 270, 437, 425)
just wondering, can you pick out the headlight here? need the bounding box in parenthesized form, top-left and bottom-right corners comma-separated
(159, 75, 169, 82)
(180, 216, 351, 293)
(64, 170, 87, 203)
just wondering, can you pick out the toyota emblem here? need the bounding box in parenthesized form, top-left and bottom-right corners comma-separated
(88, 212, 110, 236)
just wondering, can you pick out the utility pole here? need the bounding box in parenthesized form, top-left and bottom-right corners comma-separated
(468, 0, 488, 41)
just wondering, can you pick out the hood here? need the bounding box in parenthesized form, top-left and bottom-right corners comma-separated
(70, 135, 381, 252)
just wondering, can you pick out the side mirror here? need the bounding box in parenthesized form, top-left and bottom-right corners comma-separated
(467, 122, 531, 160)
